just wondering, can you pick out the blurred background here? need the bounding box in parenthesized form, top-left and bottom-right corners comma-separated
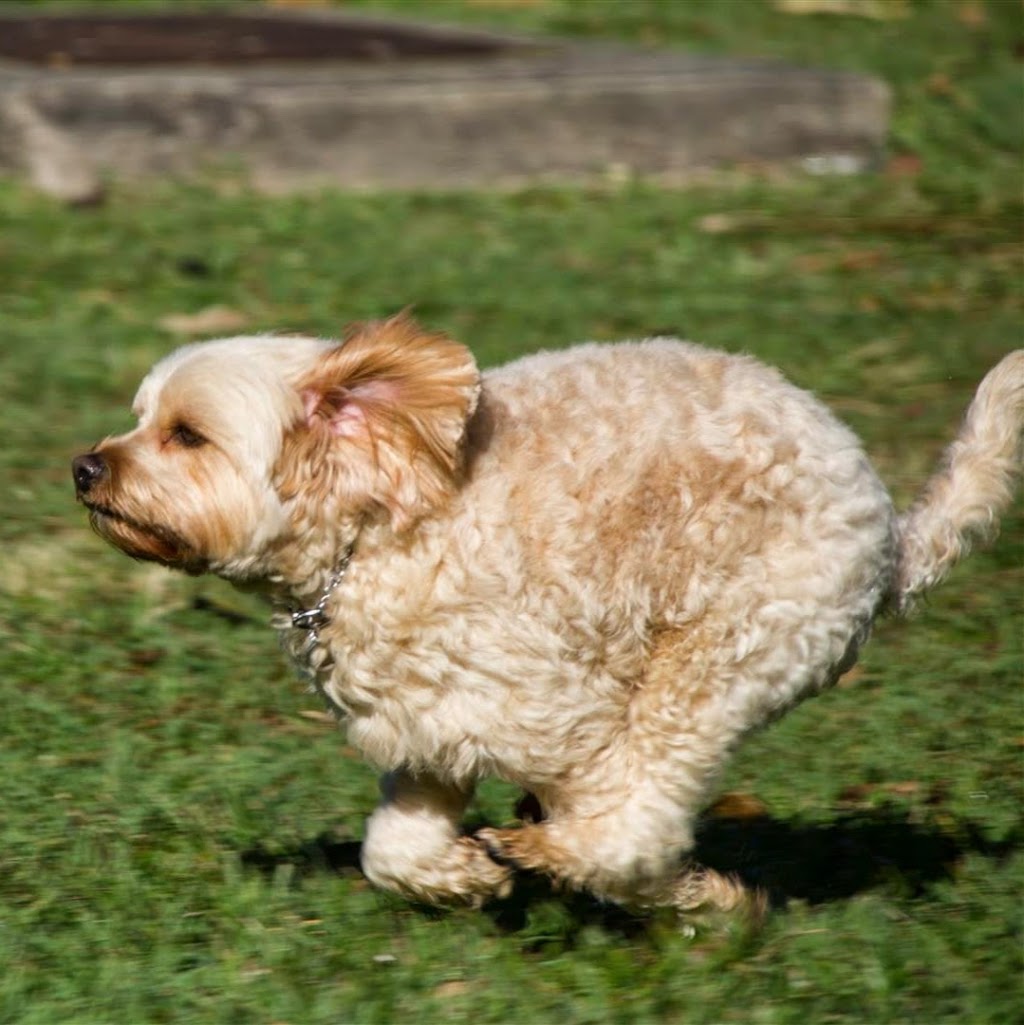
(0, 2, 1021, 1022)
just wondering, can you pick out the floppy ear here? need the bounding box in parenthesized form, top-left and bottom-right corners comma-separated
(277, 313, 481, 531)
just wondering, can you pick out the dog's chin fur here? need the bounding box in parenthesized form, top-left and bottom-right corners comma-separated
(86, 505, 208, 574)
(75, 313, 1024, 915)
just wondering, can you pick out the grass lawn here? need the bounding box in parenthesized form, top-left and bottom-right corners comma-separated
(0, 1, 1021, 1022)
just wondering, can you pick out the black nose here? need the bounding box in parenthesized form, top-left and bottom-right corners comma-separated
(72, 452, 108, 495)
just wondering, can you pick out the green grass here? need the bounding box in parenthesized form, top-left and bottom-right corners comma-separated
(1, 1, 1022, 1022)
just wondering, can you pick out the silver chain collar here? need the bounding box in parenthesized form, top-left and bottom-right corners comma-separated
(285, 544, 355, 650)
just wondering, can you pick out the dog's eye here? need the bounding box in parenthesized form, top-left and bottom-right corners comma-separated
(169, 423, 207, 449)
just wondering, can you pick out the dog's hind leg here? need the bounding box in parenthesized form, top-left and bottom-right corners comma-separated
(477, 761, 765, 922)
(477, 618, 819, 915)
(476, 784, 760, 918)
(361, 770, 513, 906)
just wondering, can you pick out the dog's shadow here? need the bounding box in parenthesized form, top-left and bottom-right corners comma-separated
(239, 807, 1018, 939)
(694, 807, 1015, 905)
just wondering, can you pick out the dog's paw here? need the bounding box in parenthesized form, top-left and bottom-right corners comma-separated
(402, 836, 514, 907)
(670, 865, 768, 929)
(452, 836, 515, 904)
(363, 834, 513, 906)
(476, 825, 553, 875)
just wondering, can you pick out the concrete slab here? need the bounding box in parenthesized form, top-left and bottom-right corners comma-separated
(0, 7, 890, 197)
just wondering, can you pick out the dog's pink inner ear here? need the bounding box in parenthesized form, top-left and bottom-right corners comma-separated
(302, 380, 399, 438)
(284, 313, 481, 531)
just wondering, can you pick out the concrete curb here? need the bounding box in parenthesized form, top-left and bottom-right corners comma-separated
(0, 9, 890, 195)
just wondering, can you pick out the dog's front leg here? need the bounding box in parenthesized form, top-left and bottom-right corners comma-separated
(360, 769, 513, 906)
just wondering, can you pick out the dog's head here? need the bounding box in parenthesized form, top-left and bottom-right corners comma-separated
(72, 313, 481, 581)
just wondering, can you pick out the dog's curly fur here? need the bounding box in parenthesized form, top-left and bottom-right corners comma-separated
(73, 314, 1023, 914)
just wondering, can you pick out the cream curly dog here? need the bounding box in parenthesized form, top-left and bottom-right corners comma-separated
(73, 314, 1023, 915)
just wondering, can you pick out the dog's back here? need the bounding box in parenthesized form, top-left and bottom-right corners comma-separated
(468, 341, 895, 711)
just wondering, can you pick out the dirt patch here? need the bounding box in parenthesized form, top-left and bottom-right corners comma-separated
(0, 10, 526, 66)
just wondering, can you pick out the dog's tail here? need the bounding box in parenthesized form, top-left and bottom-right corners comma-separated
(894, 350, 1024, 612)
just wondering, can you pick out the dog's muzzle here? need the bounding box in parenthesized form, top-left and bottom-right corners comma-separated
(72, 452, 108, 496)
